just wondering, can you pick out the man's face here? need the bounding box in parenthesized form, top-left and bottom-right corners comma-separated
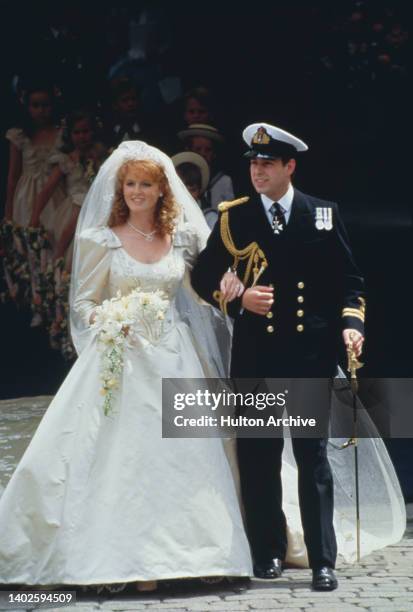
(188, 136, 215, 166)
(250, 157, 295, 200)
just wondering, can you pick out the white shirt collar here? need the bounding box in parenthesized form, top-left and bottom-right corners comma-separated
(261, 183, 294, 213)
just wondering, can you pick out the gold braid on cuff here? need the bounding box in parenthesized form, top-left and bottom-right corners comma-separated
(342, 297, 366, 322)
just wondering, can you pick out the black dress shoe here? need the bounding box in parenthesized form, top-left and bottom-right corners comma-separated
(253, 558, 283, 579)
(312, 566, 338, 591)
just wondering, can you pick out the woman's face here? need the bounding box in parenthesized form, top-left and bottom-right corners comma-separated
(28, 92, 53, 125)
(71, 119, 94, 152)
(122, 169, 162, 216)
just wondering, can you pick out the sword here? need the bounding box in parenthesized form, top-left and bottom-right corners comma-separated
(344, 331, 364, 562)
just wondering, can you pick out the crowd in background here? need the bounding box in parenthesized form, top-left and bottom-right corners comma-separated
(2, 2, 409, 199)
(310, 2, 408, 88)
(0, 0, 409, 393)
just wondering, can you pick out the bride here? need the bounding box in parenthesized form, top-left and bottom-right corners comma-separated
(0, 141, 253, 588)
(0, 141, 406, 588)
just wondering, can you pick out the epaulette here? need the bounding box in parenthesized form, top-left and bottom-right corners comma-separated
(218, 196, 249, 213)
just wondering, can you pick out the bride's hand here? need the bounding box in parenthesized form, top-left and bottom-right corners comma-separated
(220, 271, 244, 302)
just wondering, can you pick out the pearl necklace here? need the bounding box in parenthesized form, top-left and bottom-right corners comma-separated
(127, 220, 157, 242)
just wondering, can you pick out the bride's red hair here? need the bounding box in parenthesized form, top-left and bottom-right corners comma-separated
(108, 160, 179, 236)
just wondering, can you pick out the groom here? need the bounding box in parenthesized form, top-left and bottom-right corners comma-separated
(191, 122, 365, 591)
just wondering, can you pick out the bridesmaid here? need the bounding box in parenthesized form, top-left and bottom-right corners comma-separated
(4, 83, 63, 226)
(3, 83, 64, 323)
(31, 108, 107, 269)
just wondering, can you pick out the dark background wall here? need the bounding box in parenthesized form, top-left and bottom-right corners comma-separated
(0, 0, 411, 396)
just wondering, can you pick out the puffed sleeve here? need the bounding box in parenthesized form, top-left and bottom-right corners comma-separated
(72, 192, 87, 208)
(191, 211, 235, 312)
(72, 227, 121, 326)
(173, 222, 206, 270)
(49, 151, 73, 175)
(5, 128, 27, 151)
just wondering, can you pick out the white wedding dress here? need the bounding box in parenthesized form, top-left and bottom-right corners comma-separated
(3, 138, 403, 585)
(0, 225, 253, 585)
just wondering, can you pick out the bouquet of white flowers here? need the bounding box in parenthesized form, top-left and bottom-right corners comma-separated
(91, 287, 170, 416)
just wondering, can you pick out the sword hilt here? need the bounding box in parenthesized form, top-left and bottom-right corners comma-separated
(347, 331, 363, 393)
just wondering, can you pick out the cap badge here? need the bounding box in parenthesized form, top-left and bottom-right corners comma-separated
(252, 126, 271, 145)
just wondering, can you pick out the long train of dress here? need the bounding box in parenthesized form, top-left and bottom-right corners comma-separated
(0, 226, 406, 584)
(0, 392, 406, 577)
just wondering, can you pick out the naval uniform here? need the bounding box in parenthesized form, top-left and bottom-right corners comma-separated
(191, 187, 366, 568)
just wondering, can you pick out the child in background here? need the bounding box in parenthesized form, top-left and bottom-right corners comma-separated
(30, 109, 107, 358)
(172, 151, 217, 229)
(172, 151, 209, 201)
(3, 84, 64, 323)
(102, 78, 148, 149)
(31, 109, 107, 269)
(183, 86, 214, 126)
(4, 83, 63, 226)
(177, 123, 234, 211)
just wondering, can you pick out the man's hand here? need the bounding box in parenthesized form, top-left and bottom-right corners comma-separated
(343, 328, 364, 357)
(220, 271, 244, 303)
(241, 285, 274, 315)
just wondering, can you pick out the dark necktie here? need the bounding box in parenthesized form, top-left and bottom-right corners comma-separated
(201, 192, 211, 210)
(270, 202, 286, 234)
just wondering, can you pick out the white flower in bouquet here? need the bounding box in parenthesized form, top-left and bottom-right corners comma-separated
(92, 287, 170, 416)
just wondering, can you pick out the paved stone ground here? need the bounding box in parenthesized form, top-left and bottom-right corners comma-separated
(2, 508, 412, 612)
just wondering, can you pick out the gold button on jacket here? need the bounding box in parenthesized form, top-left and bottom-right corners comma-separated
(266, 325, 274, 333)
(297, 324, 304, 332)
